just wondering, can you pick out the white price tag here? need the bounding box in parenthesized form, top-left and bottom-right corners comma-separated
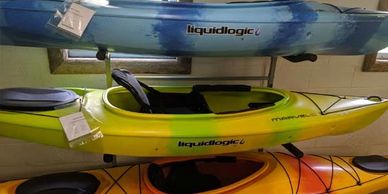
(60, 112, 92, 141)
(57, 3, 95, 38)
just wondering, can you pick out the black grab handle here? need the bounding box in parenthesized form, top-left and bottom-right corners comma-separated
(283, 54, 318, 63)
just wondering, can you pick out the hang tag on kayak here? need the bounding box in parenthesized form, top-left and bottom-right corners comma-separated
(60, 112, 92, 141)
(56, 3, 95, 38)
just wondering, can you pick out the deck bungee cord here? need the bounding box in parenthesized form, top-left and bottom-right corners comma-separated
(101, 167, 132, 194)
(268, 152, 295, 194)
(294, 91, 385, 115)
(268, 150, 388, 194)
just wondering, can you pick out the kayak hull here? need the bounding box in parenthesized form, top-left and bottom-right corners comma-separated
(0, 86, 387, 157)
(0, 152, 387, 193)
(1, 0, 388, 56)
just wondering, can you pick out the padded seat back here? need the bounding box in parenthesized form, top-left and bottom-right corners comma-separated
(112, 69, 212, 114)
(0, 88, 79, 111)
(112, 69, 152, 113)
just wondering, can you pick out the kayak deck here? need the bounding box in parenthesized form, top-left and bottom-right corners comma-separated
(0, 70, 387, 156)
(1, 152, 387, 194)
(1, 0, 388, 56)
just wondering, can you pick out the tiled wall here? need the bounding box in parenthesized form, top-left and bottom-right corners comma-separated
(1, 0, 387, 181)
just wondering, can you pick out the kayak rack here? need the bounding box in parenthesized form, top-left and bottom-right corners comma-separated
(98, 50, 278, 89)
(136, 57, 278, 88)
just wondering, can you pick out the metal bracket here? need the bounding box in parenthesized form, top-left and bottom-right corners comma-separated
(96, 49, 112, 88)
(105, 52, 112, 88)
(266, 56, 277, 88)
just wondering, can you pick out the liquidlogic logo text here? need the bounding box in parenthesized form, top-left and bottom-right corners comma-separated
(271, 113, 317, 122)
(187, 24, 261, 36)
(178, 139, 245, 148)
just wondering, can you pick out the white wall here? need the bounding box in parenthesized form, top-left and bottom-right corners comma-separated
(1, 0, 387, 181)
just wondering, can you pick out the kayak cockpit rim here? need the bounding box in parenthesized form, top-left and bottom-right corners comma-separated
(143, 153, 275, 193)
(102, 86, 290, 119)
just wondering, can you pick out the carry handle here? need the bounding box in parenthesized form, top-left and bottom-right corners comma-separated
(283, 54, 318, 63)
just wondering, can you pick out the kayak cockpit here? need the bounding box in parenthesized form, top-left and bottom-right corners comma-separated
(146, 156, 269, 193)
(14, 172, 100, 194)
(105, 69, 285, 115)
(105, 86, 284, 115)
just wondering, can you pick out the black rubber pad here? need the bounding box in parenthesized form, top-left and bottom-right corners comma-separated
(0, 88, 79, 111)
(352, 155, 388, 173)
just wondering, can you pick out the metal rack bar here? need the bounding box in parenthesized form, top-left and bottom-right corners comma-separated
(105, 54, 278, 87)
(135, 75, 270, 81)
(105, 52, 112, 88)
(267, 56, 278, 88)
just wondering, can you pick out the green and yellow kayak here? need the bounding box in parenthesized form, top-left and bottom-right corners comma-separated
(1, 151, 387, 194)
(0, 87, 387, 157)
(0, 70, 387, 156)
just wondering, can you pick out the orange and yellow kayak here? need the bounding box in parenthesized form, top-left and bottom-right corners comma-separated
(1, 151, 387, 194)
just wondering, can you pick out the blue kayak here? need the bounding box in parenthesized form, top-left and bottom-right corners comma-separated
(1, 0, 388, 57)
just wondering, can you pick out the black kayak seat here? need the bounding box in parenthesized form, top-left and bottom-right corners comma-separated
(112, 69, 212, 114)
(16, 172, 100, 194)
(148, 163, 169, 192)
(0, 88, 79, 111)
(112, 69, 267, 115)
(111, 69, 153, 113)
(147, 92, 212, 114)
(352, 155, 388, 173)
(148, 161, 221, 194)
